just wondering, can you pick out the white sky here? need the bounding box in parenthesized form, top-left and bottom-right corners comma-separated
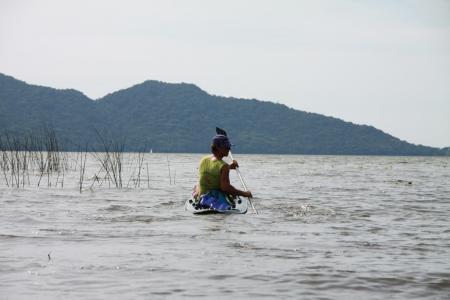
(1, 0, 449, 147)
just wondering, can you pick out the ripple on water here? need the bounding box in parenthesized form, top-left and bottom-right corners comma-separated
(100, 205, 133, 212)
(97, 214, 173, 224)
(279, 203, 336, 223)
(1, 154, 450, 299)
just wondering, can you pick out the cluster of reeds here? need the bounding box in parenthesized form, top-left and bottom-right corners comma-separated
(87, 130, 126, 189)
(78, 143, 89, 193)
(125, 144, 150, 188)
(166, 155, 176, 185)
(0, 127, 67, 188)
(0, 128, 165, 192)
(81, 131, 153, 191)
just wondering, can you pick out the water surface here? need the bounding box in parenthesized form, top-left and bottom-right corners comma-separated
(1, 154, 449, 299)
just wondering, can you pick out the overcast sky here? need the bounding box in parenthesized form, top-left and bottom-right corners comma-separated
(1, 0, 449, 148)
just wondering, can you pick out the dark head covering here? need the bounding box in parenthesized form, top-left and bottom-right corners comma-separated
(212, 134, 232, 149)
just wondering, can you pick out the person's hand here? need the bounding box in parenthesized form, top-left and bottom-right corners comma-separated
(229, 160, 239, 170)
(243, 191, 253, 198)
(192, 184, 199, 198)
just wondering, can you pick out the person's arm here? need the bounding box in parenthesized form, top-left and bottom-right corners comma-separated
(220, 164, 252, 198)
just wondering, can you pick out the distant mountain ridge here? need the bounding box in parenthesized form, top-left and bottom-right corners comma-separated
(0, 73, 446, 155)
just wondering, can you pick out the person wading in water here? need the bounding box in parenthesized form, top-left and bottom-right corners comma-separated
(193, 134, 252, 210)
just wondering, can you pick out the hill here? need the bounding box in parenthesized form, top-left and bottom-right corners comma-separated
(0, 73, 446, 155)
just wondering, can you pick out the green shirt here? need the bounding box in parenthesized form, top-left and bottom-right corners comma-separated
(198, 155, 227, 196)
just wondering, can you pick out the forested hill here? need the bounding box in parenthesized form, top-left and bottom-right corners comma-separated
(0, 73, 446, 155)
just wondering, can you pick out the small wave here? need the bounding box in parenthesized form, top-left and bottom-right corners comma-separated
(389, 179, 413, 185)
(24, 262, 48, 269)
(0, 234, 44, 240)
(356, 276, 416, 286)
(242, 274, 276, 282)
(427, 279, 450, 290)
(228, 242, 260, 250)
(0, 234, 22, 239)
(209, 274, 234, 280)
(153, 200, 179, 208)
(100, 205, 132, 212)
(102, 215, 172, 223)
(355, 241, 384, 249)
(15, 216, 44, 224)
(38, 228, 77, 236)
(281, 203, 336, 220)
(367, 227, 385, 233)
(0, 233, 48, 240)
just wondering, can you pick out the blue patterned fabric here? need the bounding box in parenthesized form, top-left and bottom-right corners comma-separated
(198, 190, 232, 212)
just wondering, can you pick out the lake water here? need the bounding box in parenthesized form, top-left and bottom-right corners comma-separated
(1, 153, 449, 299)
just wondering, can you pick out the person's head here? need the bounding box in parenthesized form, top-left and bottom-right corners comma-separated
(211, 134, 232, 156)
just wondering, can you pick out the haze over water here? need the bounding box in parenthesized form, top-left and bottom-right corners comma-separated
(1, 153, 449, 299)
